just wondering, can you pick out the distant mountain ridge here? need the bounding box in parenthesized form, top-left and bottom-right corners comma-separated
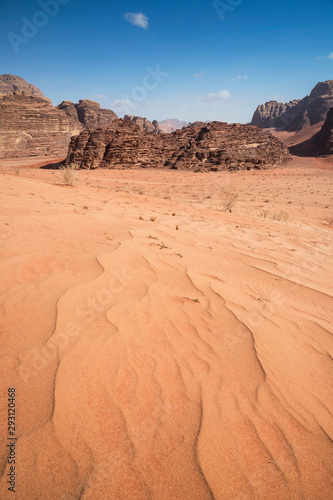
(251, 80, 333, 132)
(158, 119, 188, 133)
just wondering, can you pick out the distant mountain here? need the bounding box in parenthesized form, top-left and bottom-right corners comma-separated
(251, 80, 333, 132)
(158, 119, 188, 133)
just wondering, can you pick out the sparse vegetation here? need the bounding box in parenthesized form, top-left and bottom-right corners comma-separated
(59, 164, 78, 186)
(272, 211, 289, 222)
(325, 216, 333, 226)
(220, 191, 238, 212)
(184, 297, 200, 303)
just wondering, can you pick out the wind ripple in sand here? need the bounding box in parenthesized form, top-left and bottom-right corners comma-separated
(0, 172, 332, 499)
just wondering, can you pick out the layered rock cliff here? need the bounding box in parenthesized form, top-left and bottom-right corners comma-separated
(0, 74, 118, 158)
(0, 92, 83, 158)
(251, 80, 333, 132)
(64, 119, 290, 171)
(58, 100, 118, 130)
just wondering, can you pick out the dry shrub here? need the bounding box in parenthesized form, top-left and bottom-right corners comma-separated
(221, 191, 238, 212)
(272, 211, 289, 222)
(59, 164, 78, 186)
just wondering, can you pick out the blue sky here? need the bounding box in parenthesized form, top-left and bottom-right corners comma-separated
(0, 0, 332, 123)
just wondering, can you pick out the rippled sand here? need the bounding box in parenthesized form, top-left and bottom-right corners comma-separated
(0, 156, 332, 499)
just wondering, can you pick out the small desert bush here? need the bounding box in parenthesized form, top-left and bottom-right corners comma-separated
(272, 211, 289, 222)
(325, 216, 333, 226)
(220, 191, 238, 212)
(59, 164, 78, 186)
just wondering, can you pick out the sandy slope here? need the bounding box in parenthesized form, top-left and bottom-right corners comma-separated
(0, 158, 332, 499)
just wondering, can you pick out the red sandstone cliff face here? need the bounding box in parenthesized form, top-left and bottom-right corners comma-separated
(64, 119, 291, 171)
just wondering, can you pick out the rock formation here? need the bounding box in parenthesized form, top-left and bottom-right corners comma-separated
(64, 119, 291, 171)
(251, 80, 333, 132)
(290, 107, 333, 156)
(0, 92, 83, 158)
(0, 74, 48, 100)
(0, 74, 118, 158)
(124, 115, 160, 134)
(158, 118, 188, 133)
(58, 100, 118, 130)
(314, 107, 333, 154)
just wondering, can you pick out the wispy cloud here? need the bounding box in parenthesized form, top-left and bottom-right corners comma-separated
(237, 75, 248, 80)
(194, 71, 204, 79)
(111, 98, 138, 111)
(124, 12, 149, 30)
(316, 52, 333, 60)
(187, 90, 231, 108)
(204, 90, 231, 102)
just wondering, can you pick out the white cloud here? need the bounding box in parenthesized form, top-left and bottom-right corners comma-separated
(194, 71, 204, 79)
(111, 99, 138, 112)
(204, 90, 231, 102)
(316, 52, 333, 59)
(124, 12, 149, 30)
(237, 75, 248, 80)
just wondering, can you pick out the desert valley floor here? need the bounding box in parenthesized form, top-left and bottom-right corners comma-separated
(0, 156, 332, 499)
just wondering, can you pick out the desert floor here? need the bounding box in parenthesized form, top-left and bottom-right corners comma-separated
(0, 155, 332, 499)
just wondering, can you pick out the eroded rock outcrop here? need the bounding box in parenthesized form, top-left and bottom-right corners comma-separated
(64, 119, 291, 171)
(58, 100, 118, 130)
(0, 93, 83, 158)
(251, 80, 333, 132)
(124, 115, 160, 134)
(0, 74, 118, 158)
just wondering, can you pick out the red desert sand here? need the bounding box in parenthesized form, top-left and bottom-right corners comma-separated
(0, 155, 332, 499)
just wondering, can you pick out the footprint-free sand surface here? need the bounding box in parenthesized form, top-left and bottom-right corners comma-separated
(0, 156, 332, 499)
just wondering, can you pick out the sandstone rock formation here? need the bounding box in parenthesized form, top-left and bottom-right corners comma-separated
(124, 115, 160, 134)
(64, 119, 290, 171)
(0, 74, 48, 100)
(251, 80, 333, 132)
(58, 100, 118, 130)
(0, 93, 83, 158)
(0, 74, 118, 158)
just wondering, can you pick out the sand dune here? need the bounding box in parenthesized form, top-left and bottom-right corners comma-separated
(0, 158, 332, 499)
